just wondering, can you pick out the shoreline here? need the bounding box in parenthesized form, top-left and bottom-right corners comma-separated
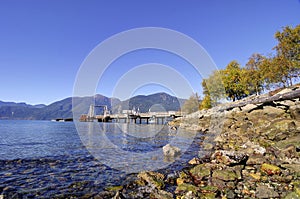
(1, 86, 299, 198)
(100, 85, 300, 198)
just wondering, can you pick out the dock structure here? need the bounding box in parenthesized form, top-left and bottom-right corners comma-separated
(79, 105, 182, 124)
(80, 105, 111, 122)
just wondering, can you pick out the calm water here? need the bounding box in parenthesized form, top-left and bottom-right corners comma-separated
(0, 120, 202, 197)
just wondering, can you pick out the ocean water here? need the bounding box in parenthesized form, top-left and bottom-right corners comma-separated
(0, 120, 202, 197)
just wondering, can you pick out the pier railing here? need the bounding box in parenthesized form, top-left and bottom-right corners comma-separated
(79, 111, 183, 124)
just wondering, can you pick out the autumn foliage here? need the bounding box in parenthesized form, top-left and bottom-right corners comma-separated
(201, 24, 300, 106)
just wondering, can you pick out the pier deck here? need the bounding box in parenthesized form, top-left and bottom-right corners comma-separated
(79, 104, 183, 124)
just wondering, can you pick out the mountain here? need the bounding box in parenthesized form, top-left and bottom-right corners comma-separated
(0, 101, 46, 108)
(0, 93, 185, 120)
(0, 95, 114, 120)
(112, 92, 185, 113)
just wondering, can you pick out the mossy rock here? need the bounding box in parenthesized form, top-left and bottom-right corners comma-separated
(261, 163, 281, 175)
(275, 135, 300, 149)
(179, 171, 190, 179)
(176, 171, 191, 185)
(292, 181, 300, 196)
(258, 139, 275, 148)
(263, 119, 296, 141)
(135, 178, 146, 186)
(285, 189, 300, 199)
(292, 180, 300, 188)
(105, 185, 123, 191)
(176, 178, 185, 185)
(200, 185, 218, 193)
(249, 173, 261, 181)
(212, 170, 237, 181)
(285, 192, 300, 199)
(282, 164, 300, 178)
(200, 192, 217, 199)
(175, 183, 199, 194)
(189, 164, 211, 180)
(137, 171, 165, 189)
(296, 187, 300, 197)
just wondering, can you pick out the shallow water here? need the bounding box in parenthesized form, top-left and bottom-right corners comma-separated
(0, 120, 202, 197)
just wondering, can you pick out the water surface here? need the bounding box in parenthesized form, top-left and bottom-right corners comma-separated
(0, 120, 202, 197)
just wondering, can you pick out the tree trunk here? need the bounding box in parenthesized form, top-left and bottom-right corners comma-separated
(221, 88, 300, 111)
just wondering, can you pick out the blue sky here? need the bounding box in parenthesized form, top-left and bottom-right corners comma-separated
(0, 0, 299, 105)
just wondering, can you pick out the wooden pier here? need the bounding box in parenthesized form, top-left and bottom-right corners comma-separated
(79, 105, 183, 124)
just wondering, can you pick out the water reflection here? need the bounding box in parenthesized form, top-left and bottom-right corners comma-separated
(0, 120, 202, 197)
(76, 122, 197, 173)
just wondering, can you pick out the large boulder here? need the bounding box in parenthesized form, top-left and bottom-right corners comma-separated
(262, 119, 296, 141)
(189, 164, 211, 182)
(247, 105, 289, 123)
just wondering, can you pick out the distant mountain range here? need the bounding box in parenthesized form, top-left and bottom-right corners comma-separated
(0, 93, 185, 120)
(0, 101, 46, 109)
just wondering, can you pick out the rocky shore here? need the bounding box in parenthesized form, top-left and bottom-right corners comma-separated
(1, 87, 299, 199)
(102, 85, 300, 199)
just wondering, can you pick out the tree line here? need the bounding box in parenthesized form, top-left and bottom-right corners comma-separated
(201, 24, 300, 109)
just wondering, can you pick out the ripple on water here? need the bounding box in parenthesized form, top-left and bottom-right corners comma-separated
(0, 121, 203, 198)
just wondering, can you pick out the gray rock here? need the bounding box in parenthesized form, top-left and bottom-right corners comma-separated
(276, 100, 295, 107)
(241, 104, 258, 112)
(255, 184, 279, 198)
(290, 104, 300, 120)
(162, 144, 181, 157)
(241, 141, 266, 155)
(211, 150, 248, 165)
(277, 88, 294, 95)
(246, 154, 265, 165)
(151, 190, 173, 199)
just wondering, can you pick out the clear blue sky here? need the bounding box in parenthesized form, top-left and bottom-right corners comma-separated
(0, 0, 299, 105)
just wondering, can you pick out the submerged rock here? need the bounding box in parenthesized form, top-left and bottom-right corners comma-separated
(162, 144, 181, 157)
